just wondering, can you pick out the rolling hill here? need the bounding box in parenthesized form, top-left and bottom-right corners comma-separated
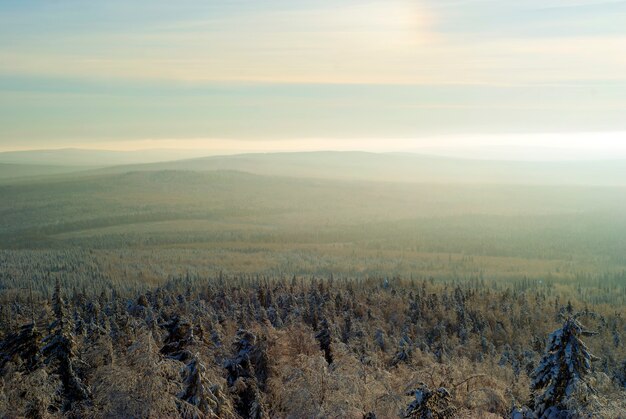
(0, 162, 92, 180)
(1, 169, 625, 265)
(89, 151, 626, 186)
(0, 148, 210, 167)
(3, 149, 625, 186)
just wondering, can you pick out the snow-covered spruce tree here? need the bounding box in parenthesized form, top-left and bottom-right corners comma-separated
(530, 313, 598, 417)
(179, 353, 234, 418)
(315, 319, 333, 364)
(404, 383, 456, 419)
(160, 316, 197, 361)
(616, 360, 626, 388)
(390, 333, 413, 367)
(224, 329, 267, 419)
(42, 278, 90, 411)
(0, 322, 41, 372)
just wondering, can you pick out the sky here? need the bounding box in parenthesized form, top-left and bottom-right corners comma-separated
(0, 0, 625, 158)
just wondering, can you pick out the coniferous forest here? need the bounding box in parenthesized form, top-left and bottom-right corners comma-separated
(0, 155, 624, 418)
(0, 273, 624, 418)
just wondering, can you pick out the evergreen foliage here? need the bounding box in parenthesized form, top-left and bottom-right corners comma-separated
(530, 314, 598, 417)
(0, 275, 622, 417)
(404, 384, 456, 418)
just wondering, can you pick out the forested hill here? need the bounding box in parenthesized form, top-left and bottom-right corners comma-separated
(3, 150, 625, 185)
(0, 162, 90, 180)
(1, 170, 625, 260)
(88, 151, 626, 186)
(0, 148, 206, 167)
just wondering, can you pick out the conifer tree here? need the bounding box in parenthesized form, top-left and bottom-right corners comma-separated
(224, 329, 267, 418)
(42, 278, 90, 411)
(179, 354, 234, 418)
(0, 322, 41, 372)
(404, 383, 456, 419)
(315, 319, 333, 364)
(530, 313, 598, 417)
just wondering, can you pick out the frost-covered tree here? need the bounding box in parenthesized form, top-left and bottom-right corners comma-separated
(390, 333, 413, 367)
(616, 360, 626, 388)
(224, 329, 267, 418)
(404, 383, 456, 418)
(0, 322, 41, 372)
(42, 279, 90, 411)
(315, 319, 333, 364)
(530, 314, 598, 417)
(179, 354, 234, 418)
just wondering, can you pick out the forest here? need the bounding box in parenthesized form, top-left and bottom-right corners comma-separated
(3, 0, 626, 415)
(0, 152, 625, 418)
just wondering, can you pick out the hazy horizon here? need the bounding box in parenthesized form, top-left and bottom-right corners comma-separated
(1, 131, 626, 162)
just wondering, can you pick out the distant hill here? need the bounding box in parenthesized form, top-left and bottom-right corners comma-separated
(0, 162, 91, 180)
(0, 148, 211, 167)
(3, 149, 625, 185)
(89, 151, 626, 186)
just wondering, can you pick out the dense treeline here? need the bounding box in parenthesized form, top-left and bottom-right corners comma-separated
(2, 250, 625, 309)
(2, 171, 625, 264)
(8, 214, 626, 265)
(0, 274, 623, 417)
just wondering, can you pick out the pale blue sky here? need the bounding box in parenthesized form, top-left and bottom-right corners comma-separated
(0, 0, 625, 153)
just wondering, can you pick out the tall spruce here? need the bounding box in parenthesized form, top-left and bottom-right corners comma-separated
(530, 313, 598, 417)
(42, 278, 90, 411)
